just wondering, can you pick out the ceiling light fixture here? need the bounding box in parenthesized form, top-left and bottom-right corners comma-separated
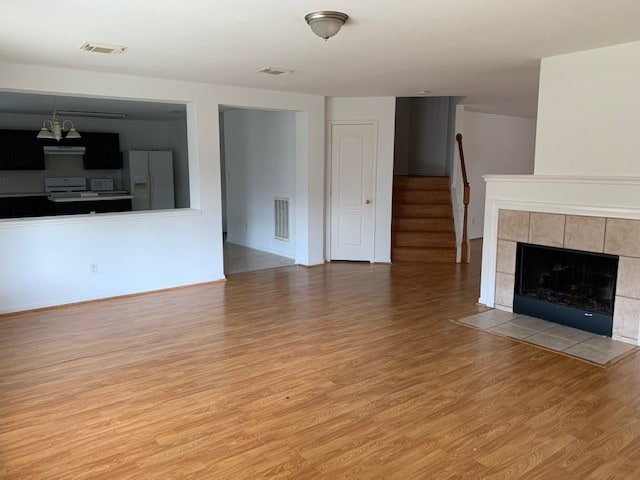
(259, 67, 295, 76)
(304, 11, 349, 40)
(56, 110, 127, 119)
(36, 101, 80, 142)
(417, 90, 431, 96)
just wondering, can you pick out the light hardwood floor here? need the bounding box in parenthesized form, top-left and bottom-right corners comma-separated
(1, 241, 639, 479)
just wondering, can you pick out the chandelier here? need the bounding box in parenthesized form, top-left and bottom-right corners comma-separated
(37, 108, 81, 142)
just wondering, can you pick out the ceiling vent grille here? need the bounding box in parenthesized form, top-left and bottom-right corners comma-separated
(274, 197, 290, 241)
(259, 67, 294, 76)
(80, 42, 127, 55)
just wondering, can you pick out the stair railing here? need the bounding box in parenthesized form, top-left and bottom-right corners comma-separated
(455, 134, 470, 263)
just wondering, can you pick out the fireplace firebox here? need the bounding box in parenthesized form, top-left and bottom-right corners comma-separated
(513, 243, 619, 336)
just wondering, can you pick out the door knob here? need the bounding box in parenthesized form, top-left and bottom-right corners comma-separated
(365, 199, 371, 205)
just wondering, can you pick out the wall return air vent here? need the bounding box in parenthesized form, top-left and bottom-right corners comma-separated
(80, 42, 127, 55)
(274, 197, 290, 241)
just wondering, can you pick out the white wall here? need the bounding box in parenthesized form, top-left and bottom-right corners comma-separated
(326, 97, 396, 263)
(463, 111, 536, 239)
(0, 62, 325, 313)
(0, 155, 123, 194)
(535, 41, 640, 176)
(223, 109, 296, 258)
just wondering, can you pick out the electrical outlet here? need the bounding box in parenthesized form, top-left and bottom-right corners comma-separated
(90, 263, 98, 274)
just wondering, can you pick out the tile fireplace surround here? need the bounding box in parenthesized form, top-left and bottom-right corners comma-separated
(479, 175, 640, 346)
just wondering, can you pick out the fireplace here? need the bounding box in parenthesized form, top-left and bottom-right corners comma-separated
(482, 176, 640, 346)
(513, 243, 619, 336)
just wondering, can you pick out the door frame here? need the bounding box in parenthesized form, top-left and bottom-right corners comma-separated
(326, 120, 379, 262)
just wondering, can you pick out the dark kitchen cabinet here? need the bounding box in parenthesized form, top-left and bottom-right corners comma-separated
(83, 132, 121, 170)
(0, 130, 45, 170)
(0, 197, 13, 218)
(53, 198, 131, 215)
(13, 196, 53, 217)
(0, 129, 120, 170)
(0, 195, 53, 219)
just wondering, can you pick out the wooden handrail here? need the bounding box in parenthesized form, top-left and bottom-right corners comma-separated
(456, 134, 471, 263)
(456, 134, 469, 189)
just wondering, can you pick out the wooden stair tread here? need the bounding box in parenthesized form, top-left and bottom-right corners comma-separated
(393, 232, 456, 248)
(392, 246, 456, 263)
(393, 217, 454, 232)
(393, 204, 453, 218)
(392, 175, 456, 262)
(393, 190, 451, 204)
(393, 176, 450, 191)
(393, 246, 456, 251)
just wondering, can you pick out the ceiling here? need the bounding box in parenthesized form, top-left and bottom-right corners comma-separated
(1, 1, 638, 118)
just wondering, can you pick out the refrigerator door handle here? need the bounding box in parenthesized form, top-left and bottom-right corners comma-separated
(148, 152, 153, 208)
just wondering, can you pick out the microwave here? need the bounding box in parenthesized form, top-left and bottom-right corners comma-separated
(90, 178, 114, 191)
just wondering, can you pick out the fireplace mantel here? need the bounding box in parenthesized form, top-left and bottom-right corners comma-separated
(480, 175, 640, 345)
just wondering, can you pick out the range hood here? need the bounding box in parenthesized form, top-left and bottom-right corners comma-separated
(43, 146, 86, 156)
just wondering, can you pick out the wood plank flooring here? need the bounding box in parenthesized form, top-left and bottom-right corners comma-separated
(2, 241, 640, 479)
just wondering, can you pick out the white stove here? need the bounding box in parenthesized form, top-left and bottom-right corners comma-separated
(45, 177, 88, 197)
(44, 177, 130, 201)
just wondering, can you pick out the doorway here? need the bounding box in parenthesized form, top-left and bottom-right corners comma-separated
(219, 107, 297, 275)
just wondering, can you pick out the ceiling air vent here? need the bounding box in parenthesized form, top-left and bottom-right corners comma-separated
(259, 67, 294, 76)
(80, 42, 127, 55)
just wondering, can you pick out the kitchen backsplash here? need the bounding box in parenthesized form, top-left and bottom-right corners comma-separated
(0, 155, 122, 194)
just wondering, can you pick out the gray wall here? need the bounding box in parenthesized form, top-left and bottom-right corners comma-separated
(219, 112, 227, 231)
(394, 97, 459, 177)
(166, 118, 190, 208)
(464, 110, 536, 239)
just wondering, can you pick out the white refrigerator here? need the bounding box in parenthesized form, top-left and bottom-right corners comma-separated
(122, 150, 175, 211)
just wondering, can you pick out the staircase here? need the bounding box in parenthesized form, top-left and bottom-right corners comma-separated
(392, 176, 456, 262)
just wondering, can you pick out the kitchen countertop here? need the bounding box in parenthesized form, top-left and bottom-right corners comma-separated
(49, 194, 133, 203)
(0, 192, 48, 198)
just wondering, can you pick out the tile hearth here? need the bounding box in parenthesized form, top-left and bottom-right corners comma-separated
(458, 310, 637, 366)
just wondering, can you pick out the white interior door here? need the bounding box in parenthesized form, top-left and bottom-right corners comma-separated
(330, 123, 376, 261)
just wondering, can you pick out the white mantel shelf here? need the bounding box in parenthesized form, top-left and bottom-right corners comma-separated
(483, 175, 640, 185)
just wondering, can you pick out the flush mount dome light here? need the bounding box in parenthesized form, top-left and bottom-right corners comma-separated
(304, 11, 349, 40)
